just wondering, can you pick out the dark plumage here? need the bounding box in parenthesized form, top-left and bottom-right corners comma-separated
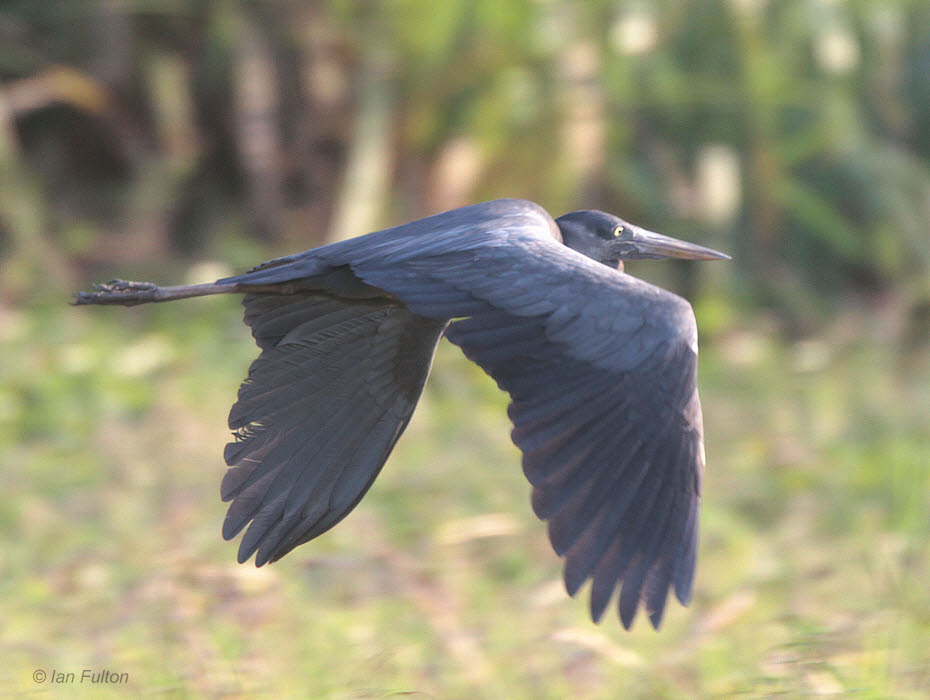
(74, 198, 729, 629)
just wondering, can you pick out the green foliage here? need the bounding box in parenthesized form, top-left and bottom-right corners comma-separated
(3, 2, 930, 697)
(1, 0, 928, 322)
(3, 293, 929, 697)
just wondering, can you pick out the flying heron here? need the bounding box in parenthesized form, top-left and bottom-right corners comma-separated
(75, 199, 729, 629)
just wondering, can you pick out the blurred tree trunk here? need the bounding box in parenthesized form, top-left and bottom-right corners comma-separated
(559, 38, 606, 209)
(283, 1, 351, 246)
(327, 33, 395, 242)
(0, 75, 87, 294)
(234, 8, 284, 242)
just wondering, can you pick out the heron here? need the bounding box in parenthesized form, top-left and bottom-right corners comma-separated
(74, 199, 729, 629)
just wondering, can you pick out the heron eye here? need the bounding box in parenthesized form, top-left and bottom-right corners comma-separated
(612, 225, 624, 238)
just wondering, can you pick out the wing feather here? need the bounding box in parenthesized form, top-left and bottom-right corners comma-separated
(443, 293, 702, 628)
(220, 291, 445, 565)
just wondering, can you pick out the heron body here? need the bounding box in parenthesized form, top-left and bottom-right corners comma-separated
(75, 198, 729, 629)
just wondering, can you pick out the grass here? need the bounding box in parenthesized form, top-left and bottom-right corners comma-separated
(2, 285, 928, 698)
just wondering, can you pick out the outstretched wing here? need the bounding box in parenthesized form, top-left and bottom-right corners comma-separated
(221, 291, 445, 566)
(447, 305, 702, 629)
(222, 199, 704, 628)
(366, 253, 702, 629)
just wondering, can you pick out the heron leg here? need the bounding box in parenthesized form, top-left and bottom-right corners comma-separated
(72, 279, 238, 306)
(72, 278, 318, 306)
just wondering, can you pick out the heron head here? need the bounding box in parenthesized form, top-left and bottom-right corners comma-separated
(555, 210, 730, 270)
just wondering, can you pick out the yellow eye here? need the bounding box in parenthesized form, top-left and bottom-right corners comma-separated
(613, 225, 624, 237)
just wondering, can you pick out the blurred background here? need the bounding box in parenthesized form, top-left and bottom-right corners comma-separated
(1, 1, 928, 697)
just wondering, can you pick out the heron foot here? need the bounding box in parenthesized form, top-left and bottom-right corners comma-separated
(73, 279, 161, 306)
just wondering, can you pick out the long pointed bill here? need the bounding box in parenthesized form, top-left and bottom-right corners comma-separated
(632, 228, 731, 260)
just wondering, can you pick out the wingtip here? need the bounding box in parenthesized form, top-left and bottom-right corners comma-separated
(619, 600, 638, 630)
(674, 579, 694, 607)
(588, 589, 609, 624)
(253, 549, 272, 567)
(222, 513, 246, 542)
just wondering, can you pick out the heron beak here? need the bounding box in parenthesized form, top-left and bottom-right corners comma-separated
(632, 228, 731, 260)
